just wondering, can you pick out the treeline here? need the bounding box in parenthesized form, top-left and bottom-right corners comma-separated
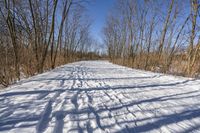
(104, 0, 200, 77)
(0, 0, 99, 87)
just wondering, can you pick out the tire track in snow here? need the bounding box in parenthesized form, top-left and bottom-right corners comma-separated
(84, 84, 104, 132)
(59, 64, 87, 133)
(101, 80, 168, 133)
(40, 66, 77, 133)
(72, 65, 107, 132)
(85, 75, 122, 131)
(83, 82, 95, 133)
(36, 91, 63, 133)
(51, 66, 80, 133)
(95, 79, 139, 131)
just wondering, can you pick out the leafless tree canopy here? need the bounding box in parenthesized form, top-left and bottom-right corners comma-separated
(104, 0, 200, 77)
(0, 0, 100, 87)
(0, 0, 200, 87)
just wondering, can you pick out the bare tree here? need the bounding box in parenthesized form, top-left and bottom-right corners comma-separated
(157, 0, 174, 60)
(104, 0, 200, 76)
(51, 0, 72, 69)
(186, 0, 199, 75)
(1, 0, 20, 80)
(0, 0, 96, 87)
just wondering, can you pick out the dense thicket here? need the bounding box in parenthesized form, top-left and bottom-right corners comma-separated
(0, 0, 99, 87)
(104, 0, 200, 77)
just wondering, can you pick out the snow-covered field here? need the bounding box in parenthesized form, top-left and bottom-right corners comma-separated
(1, 61, 200, 133)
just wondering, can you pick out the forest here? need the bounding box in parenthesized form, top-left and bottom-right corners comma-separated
(0, 0, 101, 87)
(104, 0, 200, 77)
(0, 0, 200, 87)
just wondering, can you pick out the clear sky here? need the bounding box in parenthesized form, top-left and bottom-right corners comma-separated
(85, 0, 115, 44)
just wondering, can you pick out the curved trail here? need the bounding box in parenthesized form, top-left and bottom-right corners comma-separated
(1, 61, 200, 133)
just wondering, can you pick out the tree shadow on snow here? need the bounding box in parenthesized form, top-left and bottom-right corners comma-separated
(116, 108, 200, 133)
(0, 76, 199, 132)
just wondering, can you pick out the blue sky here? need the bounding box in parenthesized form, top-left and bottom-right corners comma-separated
(83, 0, 197, 46)
(85, 0, 115, 43)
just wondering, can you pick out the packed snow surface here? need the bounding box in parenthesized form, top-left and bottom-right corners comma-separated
(1, 61, 200, 133)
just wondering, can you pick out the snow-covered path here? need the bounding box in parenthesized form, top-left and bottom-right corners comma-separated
(1, 61, 200, 133)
